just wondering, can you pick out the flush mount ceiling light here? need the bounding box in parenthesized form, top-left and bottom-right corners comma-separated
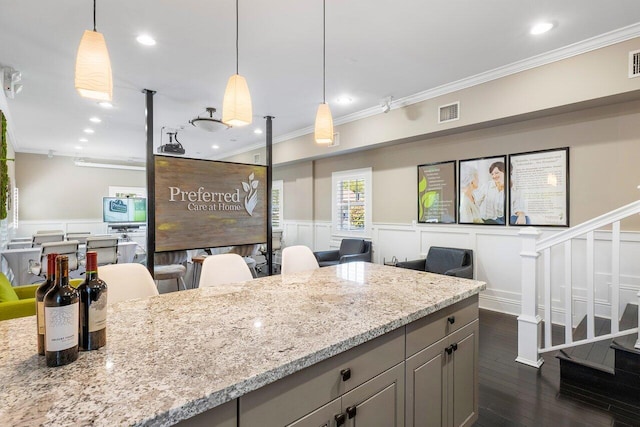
(136, 34, 156, 46)
(314, 0, 334, 145)
(189, 107, 230, 132)
(530, 22, 554, 35)
(222, 0, 252, 127)
(75, 0, 113, 101)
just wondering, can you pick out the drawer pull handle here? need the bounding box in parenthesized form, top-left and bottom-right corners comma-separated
(335, 413, 346, 426)
(346, 405, 357, 419)
(447, 316, 456, 324)
(340, 368, 351, 382)
(452, 342, 458, 352)
(445, 345, 454, 355)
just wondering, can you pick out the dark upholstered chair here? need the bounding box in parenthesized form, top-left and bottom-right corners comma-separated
(396, 246, 473, 279)
(314, 239, 372, 267)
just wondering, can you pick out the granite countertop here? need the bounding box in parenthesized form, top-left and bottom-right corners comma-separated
(0, 262, 485, 426)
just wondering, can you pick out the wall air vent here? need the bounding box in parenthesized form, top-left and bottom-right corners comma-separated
(329, 132, 340, 148)
(253, 153, 260, 164)
(438, 102, 460, 124)
(629, 50, 640, 78)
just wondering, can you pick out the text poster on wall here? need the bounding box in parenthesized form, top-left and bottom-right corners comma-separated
(155, 156, 267, 252)
(508, 147, 569, 227)
(417, 161, 456, 224)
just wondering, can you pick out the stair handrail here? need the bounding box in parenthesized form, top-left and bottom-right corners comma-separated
(536, 199, 640, 251)
(517, 198, 640, 368)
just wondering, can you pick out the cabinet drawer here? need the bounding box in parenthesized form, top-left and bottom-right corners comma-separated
(406, 294, 478, 357)
(240, 327, 404, 427)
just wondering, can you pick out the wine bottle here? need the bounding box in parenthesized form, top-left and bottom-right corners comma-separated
(78, 251, 108, 351)
(44, 255, 79, 367)
(36, 252, 58, 356)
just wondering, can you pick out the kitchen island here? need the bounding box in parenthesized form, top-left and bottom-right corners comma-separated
(0, 262, 485, 426)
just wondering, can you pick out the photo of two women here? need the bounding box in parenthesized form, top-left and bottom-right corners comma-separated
(459, 156, 507, 225)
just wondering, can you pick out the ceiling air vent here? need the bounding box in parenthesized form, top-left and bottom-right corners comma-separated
(438, 102, 460, 124)
(629, 50, 640, 78)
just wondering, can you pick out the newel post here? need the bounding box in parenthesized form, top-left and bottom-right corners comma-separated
(516, 227, 544, 368)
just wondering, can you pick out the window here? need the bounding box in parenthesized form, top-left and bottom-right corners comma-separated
(272, 180, 284, 230)
(332, 168, 372, 235)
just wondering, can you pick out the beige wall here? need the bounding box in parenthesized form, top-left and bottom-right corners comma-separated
(308, 99, 640, 228)
(273, 161, 314, 221)
(15, 153, 146, 220)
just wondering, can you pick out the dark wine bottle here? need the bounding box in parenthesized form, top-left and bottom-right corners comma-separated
(78, 251, 108, 351)
(36, 252, 58, 356)
(44, 255, 79, 367)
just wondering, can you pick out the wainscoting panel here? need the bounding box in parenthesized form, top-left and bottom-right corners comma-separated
(374, 224, 417, 265)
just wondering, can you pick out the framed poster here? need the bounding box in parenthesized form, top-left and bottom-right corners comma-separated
(417, 161, 456, 223)
(508, 147, 569, 227)
(459, 155, 507, 225)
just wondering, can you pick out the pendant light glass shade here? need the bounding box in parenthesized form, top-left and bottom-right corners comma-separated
(222, 74, 252, 126)
(314, 102, 334, 144)
(75, 30, 113, 101)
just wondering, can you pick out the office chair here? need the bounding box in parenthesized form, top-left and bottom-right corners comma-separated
(28, 240, 80, 277)
(32, 232, 64, 247)
(66, 232, 91, 245)
(85, 236, 119, 266)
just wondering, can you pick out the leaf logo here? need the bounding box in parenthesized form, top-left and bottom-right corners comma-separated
(242, 172, 259, 216)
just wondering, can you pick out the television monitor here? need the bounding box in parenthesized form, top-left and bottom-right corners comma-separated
(102, 197, 147, 224)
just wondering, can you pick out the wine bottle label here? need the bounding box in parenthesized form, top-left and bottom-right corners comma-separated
(37, 301, 45, 334)
(89, 291, 108, 332)
(45, 304, 79, 352)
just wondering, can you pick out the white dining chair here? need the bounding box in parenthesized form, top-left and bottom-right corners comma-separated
(281, 245, 319, 275)
(99, 263, 159, 304)
(198, 253, 254, 288)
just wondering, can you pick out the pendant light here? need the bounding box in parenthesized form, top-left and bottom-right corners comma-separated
(314, 0, 334, 144)
(75, 0, 113, 101)
(222, 0, 252, 127)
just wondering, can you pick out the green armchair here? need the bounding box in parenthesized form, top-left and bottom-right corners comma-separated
(0, 273, 83, 321)
(0, 280, 39, 321)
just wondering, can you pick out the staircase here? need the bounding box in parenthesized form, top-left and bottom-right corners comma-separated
(516, 200, 640, 417)
(556, 303, 640, 418)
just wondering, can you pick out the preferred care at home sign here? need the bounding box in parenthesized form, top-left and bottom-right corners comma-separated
(155, 156, 267, 252)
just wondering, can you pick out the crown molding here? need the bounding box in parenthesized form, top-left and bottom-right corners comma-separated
(266, 23, 640, 149)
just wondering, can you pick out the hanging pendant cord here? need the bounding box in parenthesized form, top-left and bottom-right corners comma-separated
(236, 0, 239, 74)
(93, 0, 97, 31)
(323, 0, 326, 104)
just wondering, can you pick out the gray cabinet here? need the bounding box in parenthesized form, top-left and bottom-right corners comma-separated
(406, 320, 479, 427)
(286, 362, 404, 427)
(241, 328, 404, 427)
(175, 399, 236, 427)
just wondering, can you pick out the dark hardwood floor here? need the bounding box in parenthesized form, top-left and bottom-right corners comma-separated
(474, 309, 640, 427)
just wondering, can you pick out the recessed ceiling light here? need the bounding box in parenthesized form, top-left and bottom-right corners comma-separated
(212, 144, 220, 149)
(254, 128, 263, 134)
(84, 128, 94, 134)
(75, 146, 83, 150)
(89, 117, 101, 123)
(79, 138, 88, 142)
(335, 96, 353, 105)
(136, 34, 156, 46)
(530, 22, 553, 35)
(98, 101, 113, 108)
